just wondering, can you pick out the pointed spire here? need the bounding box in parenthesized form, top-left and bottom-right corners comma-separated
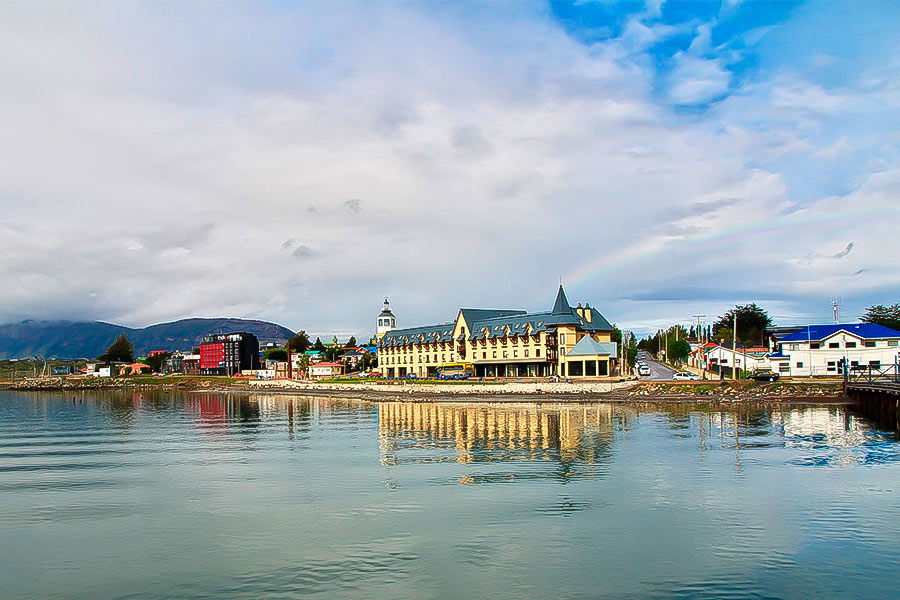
(552, 285, 572, 315)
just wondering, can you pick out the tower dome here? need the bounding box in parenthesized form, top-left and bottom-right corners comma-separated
(376, 297, 396, 339)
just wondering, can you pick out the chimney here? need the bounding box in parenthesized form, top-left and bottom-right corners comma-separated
(584, 303, 592, 323)
(576, 303, 584, 318)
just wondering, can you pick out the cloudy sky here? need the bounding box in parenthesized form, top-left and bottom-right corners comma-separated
(1, 1, 899, 338)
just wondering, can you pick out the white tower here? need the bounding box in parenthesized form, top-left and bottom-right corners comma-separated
(376, 298, 396, 339)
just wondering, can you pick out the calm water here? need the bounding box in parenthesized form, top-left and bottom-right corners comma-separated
(1, 391, 899, 599)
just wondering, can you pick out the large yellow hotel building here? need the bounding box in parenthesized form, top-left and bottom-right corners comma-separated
(376, 286, 618, 379)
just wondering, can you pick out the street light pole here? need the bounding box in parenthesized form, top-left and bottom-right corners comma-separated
(732, 310, 738, 379)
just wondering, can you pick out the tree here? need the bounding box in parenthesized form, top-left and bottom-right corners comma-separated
(286, 330, 310, 353)
(296, 354, 310, 378)
(626, 346, 638, 367)
(861, 304, 900, 331)
(713, 304, 772, 346)
(325, 346, 341, 362)
(358, 350, 376, 371)
(668, 339, 691, 364)
(99, 334, 135, 363)
(263, 348, 288, 362)
(143, 351, 170, 373)
(313, 337, 325, 352)
(345, 336, 357, 348)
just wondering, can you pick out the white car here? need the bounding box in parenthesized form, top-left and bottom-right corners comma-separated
(672, 372, 700, 381)
(638, 366, 652, 376)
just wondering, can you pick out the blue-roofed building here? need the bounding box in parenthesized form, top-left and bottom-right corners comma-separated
(377, 286, 618, 379)
(770, 323, 900, 377)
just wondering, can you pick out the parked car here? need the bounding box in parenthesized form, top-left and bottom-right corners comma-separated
(673, 372, 700, 381)
(638, 365, 651, 376)
(747, 370, 780, 382)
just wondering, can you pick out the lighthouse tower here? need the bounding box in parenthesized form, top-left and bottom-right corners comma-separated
(376, 298, 396, 340)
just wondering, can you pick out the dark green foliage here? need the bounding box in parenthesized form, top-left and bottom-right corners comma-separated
(345, 336, 357, 348)
(712, 304, 772, 346)
(313, 337, 325, 352)
(358, 351, 375, 371)
(286, 330, 310, 353)
(143, 351, 170, 373)
(637, 326, 686, 356)
(99, 334, 135, 363)
(861, 304, 900, 331)
(626, 346, 637, 367)
(263, 348, 289, 361)
(668, 339, 691, 363)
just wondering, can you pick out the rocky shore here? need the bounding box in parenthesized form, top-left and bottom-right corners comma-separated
(2, 377, 847, 404)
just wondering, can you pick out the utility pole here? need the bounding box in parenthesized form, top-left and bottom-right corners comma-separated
(732, 310, 738, 379)
(693, 315, 706, 342)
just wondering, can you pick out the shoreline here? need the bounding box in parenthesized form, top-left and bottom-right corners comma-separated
(1, 377, 849, 405)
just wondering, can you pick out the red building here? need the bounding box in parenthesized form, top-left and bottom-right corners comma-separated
(199, 332, 260, 376)
(200, 342, 225, 371)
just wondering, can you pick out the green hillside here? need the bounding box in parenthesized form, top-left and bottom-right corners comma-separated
(0, 318, 295, 359)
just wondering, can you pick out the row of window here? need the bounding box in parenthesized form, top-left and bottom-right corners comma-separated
(384, 348, 545, 365)
(796, 340, 898, 350)
(789, 360, 881, 370)
(385, 336, 545, 352)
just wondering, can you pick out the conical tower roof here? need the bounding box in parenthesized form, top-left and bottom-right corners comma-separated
(552, 285, 572, 315)
(546, 285, 581, 326)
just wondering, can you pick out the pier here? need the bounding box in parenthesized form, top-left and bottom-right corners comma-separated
(844, 364, 900, 430)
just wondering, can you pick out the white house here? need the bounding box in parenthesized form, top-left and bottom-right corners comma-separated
(704, 345, 771, 375)
(85, 364, 112, 378)
(771, 323, 900, 377)
(309, 361, 345, 379)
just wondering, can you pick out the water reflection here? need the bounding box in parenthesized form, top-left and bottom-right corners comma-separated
(2, 391, 900, 600)
(182, 394, 261, 426)
(376, 401, 900, 475)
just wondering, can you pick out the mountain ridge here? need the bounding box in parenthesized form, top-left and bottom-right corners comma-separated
(0, 318, 296, 359)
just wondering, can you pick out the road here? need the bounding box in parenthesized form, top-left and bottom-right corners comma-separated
(636, 351, 679, 381)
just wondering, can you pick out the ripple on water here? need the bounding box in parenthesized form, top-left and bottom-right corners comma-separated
(534, 495, 599, 517)
(205, 544, 418, 599)
(2, 392, 900, 600)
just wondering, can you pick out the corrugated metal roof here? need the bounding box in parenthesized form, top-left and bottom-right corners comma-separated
(779, 323, 900, 342)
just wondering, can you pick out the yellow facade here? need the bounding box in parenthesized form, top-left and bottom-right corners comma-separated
(377, 286, 618, 379)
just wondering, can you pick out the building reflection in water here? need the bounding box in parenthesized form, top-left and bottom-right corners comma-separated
(376, 401, 897, 479)
(377, 403, 628, 484)
(182, 394, 261, 432)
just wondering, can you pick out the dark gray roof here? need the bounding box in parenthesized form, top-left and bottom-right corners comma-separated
(552, 285, 572, 315)
(458, 308, 526, 328)
(379, 322, 455, 347)
(468, 311, 554, 340)
(378, 286, 613, 347)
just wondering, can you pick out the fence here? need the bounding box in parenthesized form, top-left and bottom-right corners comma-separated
(847, 363, 900, 383)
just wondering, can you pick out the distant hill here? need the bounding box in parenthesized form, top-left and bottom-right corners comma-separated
(0, 318, 296, 359)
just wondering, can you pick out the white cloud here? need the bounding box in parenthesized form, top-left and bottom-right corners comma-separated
(667, 53, 731, 104)
(0, 2, 897, 338)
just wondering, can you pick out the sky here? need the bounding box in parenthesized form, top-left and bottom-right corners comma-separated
(0, 1, 899, 339)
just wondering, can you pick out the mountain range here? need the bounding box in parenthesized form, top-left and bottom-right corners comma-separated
(0, 318, 296, 360)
